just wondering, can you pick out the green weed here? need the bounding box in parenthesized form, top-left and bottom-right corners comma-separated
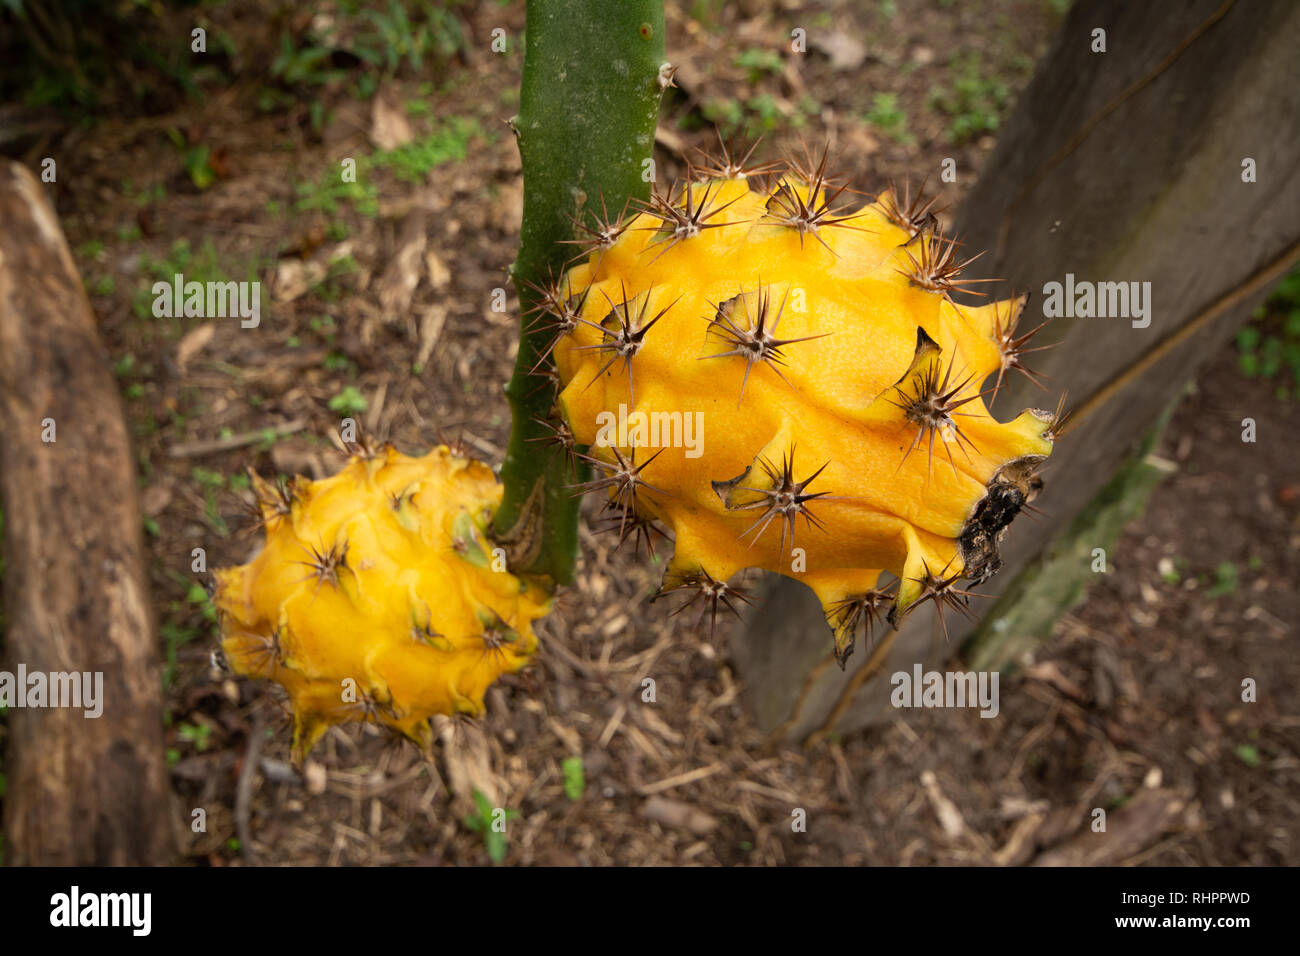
(1236, 267, 1300, 399)
(733, 48, 784, 84)
(561, 755, 586, 801)
(928, 52, 1010, 144)
(865, 92, 913, 144)
(329, 385, 368, 417)
(463, 788, 519, 864)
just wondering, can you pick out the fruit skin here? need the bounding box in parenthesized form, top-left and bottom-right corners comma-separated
(214, 445, 551, 762)
(550, 161, 1057, 663)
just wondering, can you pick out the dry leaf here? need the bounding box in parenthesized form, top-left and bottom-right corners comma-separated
(175, 322, 214, 374)
(811, 31, 867, 71)
(376, 212, 428, 322)
(273, 259, 328, 303)
(424, 249, 451, 290)
(641, 796, 718, 835)
(370, 88, 414, 150)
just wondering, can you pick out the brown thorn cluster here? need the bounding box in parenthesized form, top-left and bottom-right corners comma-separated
(522, 270, 568, 333)
(636, 180, 743, 260)
(882, 176, 946, 241)
(828, 585, 895, 667)
(657, 569, 753, 638)
(558, 193, 632, 260)
(243, 624, 285, 674)
(574, 281, 675, 405)
(989, 296, 1054, 401)
(525, 276, 589, 373)
(342, 687, 401, 725)
(573, 446, 669, 537)
(240, 470, 296, 537)
(888, 358, 984, 478)
(898, 230, 998, 305)
(763, 147, 865, 254)
(386, 486, 413, 512)
(477, 608, 520, 668)
(889, 356, 987, 478)
(337, 421, 384, 460)
(690, 130, 778, 182)
(434, 425, 475, 458)
(700, 286, 828, 405)
(782, 143, 857, 193)
(527, 366, 561, 399)
(410, 619, 443, 646)
(910, 558, 988, 642)
(592, 501, 668, 558)
(731, 446, 831, 565)
(298, 538, 351, 595)
(1044, 390, 1073, 443)
(526, 412, 580, 477)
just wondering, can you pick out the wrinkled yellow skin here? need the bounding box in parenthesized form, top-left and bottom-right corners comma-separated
(555, 174, 1054, 653)
(215, 446, 550, 761)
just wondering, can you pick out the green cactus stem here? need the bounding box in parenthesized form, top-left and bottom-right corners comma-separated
(493, 0, 668, 584)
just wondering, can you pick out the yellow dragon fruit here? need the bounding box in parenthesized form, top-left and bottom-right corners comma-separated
(214, 443, 551, 761)
(546, 146, 1060, 665)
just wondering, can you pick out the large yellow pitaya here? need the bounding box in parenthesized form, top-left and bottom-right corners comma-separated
(546, 148, 1059, 665)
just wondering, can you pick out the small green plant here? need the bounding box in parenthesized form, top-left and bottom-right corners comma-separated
(192, 466, 230, 536)
(1235, 268, 1300, 398)
(166, 128, 217, 190)
(295, 119, 477, 217)
(323, 351, 353, 373)
(328, 385, 368, 417)
(463, 788, 519, 864)
(561, 755, 586, 801)
(355, 0, 465, 73)
(1206, 562, 1238, 599)
(266, 0, 469, 106)
(928, 52, 1011, 144)
(864, 92, 913, 144)
(122, 178, 166, 208)
(689, 0, 726, 28)
(131, 237, 234, 330)
(295, 171, 379, 218)
(734, 48, 783, 84)
(1234, 744, 1260, 768)
(177, 722, 213, 752)
(270, 32, 348, 89)
(187, 581, 219, 623)
(745, 93, 784, 132)
(1160, 560, 1182, 585)
(699, 98, 743, 136)
(699, 94, 807, 137)
(372, 118, 480, 182)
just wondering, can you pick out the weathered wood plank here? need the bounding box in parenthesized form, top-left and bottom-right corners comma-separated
(735, 0, 1300, 740)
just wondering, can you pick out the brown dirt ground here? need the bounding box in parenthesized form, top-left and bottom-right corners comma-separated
(5, 0, 1296, 865)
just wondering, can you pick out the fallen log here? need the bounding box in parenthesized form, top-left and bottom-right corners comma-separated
(0, 159, 175, 864)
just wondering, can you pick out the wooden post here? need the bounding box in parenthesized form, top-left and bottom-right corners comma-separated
(734, 0, 1300, 741)
(0, 160, 176, 864)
